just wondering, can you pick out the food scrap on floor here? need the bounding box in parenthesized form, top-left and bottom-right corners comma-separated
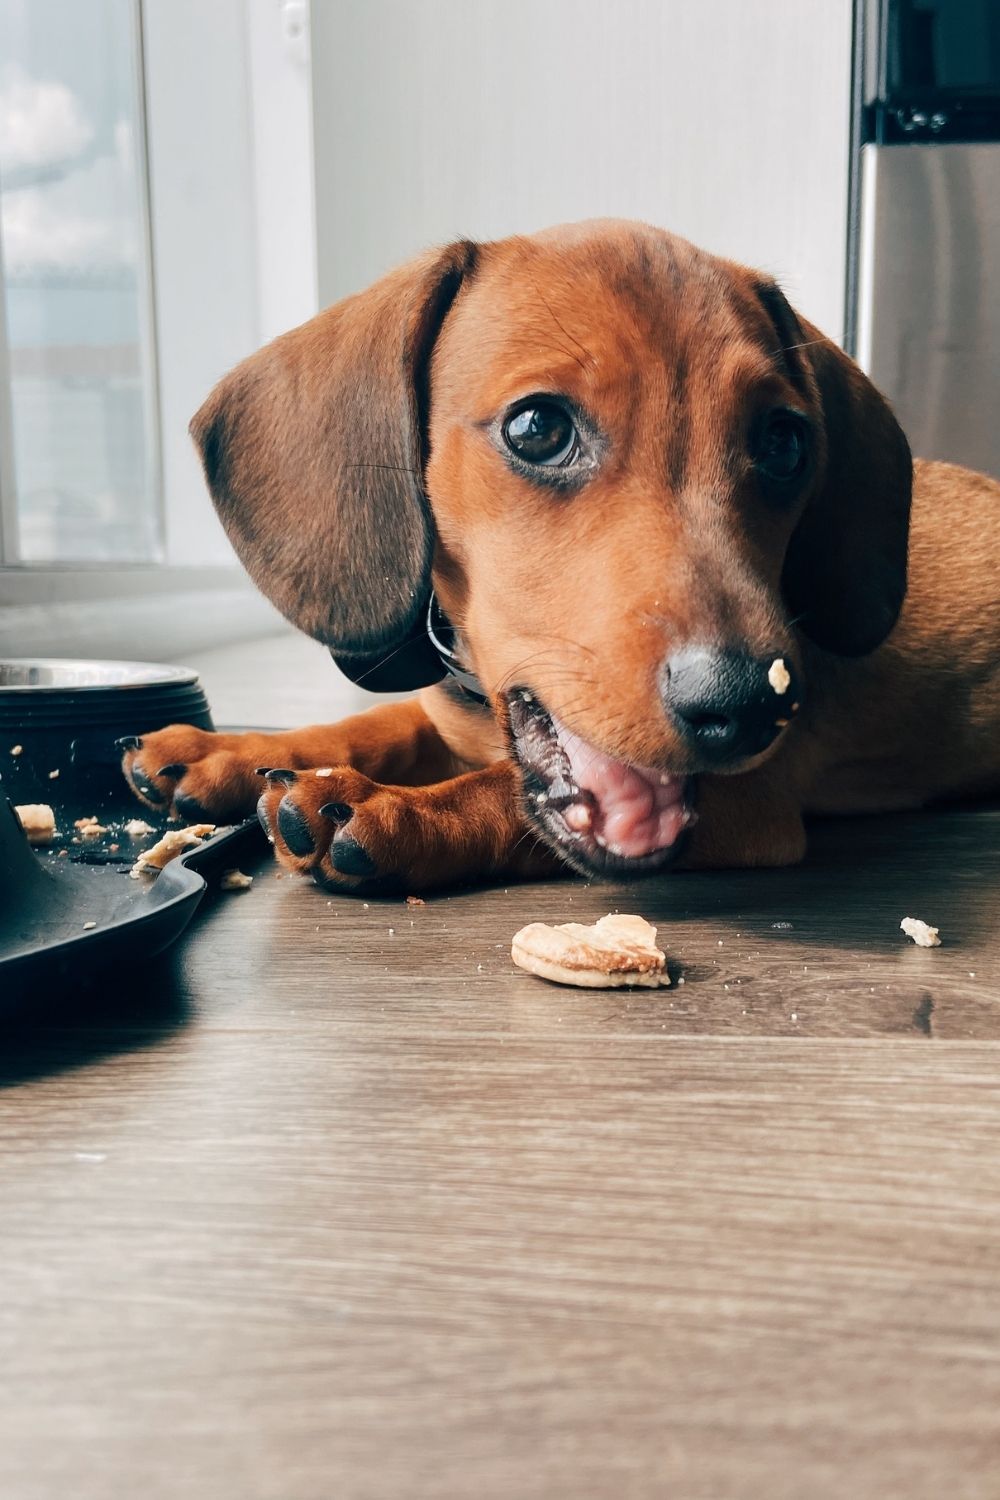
(511, 913, 670, 988)
(900, 916, 942, 948)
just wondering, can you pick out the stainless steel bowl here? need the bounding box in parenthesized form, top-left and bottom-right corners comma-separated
(0, 658, 199, 691)
(0, 657, 213, 801)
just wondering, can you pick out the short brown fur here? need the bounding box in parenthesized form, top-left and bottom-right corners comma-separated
(122, 221, 1000, 892)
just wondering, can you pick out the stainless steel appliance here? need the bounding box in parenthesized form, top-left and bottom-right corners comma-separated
(854, 0, 1000, 479)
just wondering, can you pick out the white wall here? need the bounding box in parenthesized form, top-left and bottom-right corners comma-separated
(246, 0, 318, 344)
(311, 0, 854, 341)
(144, 0, 257, 565)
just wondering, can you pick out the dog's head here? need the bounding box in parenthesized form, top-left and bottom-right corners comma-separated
(192, 220, 912, 876)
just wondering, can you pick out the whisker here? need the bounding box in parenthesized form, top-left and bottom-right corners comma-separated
(345, 462, 421, 476)
(780, 338, 827, 354)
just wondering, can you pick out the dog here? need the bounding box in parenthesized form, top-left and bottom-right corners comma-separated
(120, 219, 1000, 893)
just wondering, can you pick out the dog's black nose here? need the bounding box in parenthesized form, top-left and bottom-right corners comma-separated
(661, 647, 799, 765)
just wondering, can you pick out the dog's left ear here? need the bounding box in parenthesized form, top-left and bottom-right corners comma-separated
(190, 239, 477, 687)
(757, 282, 913, 657)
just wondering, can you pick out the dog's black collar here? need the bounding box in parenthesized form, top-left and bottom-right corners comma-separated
(329, 592, 488, 703)
(425, 594, 488, 703)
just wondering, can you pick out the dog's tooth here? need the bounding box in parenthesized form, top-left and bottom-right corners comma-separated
(563, 802, 593, 833)
(533, 791, 548, 805)
(594, 834, 607, 848)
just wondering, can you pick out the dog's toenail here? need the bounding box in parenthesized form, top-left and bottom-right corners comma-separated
(254, 766, 274, 777)
(116, 735, 142, 751)
(256, 794, 275, 842)
(157, 763, 186, 779)
(329, 837, 377, 877)
(265, 768, 298, 786)
(277, 796, 315, 855)
(319, 802, 353, 825)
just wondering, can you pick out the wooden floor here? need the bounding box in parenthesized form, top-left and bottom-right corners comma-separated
(3, 632, 1000, 1500)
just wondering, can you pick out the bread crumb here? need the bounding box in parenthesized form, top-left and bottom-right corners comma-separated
(900, 916, 941, 948)
(123, 818, 155, 837)
(767, 657, 791, 695)
(220, 868, 253, 891)
(14, 803, 55, 844)
(315, 767, 334, 777)
(48, 768, 60, 780)
(405, 895, 426, 906)
(82, 921, 97, 930)
(130, 823, 214, 878)
(74, 816, 108, 839)
(512, 913, 670, 989)
(10, 744, 22, 756)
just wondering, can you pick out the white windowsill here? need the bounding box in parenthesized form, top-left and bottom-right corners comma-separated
(0, 566, 290, 662)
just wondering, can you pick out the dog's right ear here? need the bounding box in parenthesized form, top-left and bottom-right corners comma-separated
(190, 240, 477, 677)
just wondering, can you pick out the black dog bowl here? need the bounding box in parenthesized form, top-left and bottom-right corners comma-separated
(0, 658, 213, 806)
(0, 659, 266, 1006)
(0, 796, 263, 1010)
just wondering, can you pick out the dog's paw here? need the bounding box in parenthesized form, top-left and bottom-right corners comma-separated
(257, 766, 427, 893)
(118, 725, 272, 822)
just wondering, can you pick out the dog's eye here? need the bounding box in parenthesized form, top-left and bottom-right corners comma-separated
(502, 402, 578, 466)
(754, 410, 810, 484)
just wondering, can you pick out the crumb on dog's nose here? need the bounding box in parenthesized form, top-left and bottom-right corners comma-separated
(661, 647, 799, 765)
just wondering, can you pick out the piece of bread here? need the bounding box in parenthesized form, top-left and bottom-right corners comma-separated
(900, 916, 941, 948)
(220, 868, 253, 891)
(511, 913, 670, 988)
(124, 818, 155, 837)
(74, 816, 108, 839)
(14, 803, 56, 845)
(130, 823, 215, 877)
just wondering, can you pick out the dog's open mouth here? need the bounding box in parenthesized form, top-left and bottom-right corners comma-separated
(506, 690, 694, 876)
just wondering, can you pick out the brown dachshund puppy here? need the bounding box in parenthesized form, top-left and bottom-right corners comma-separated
(120, 219, 1000, 893)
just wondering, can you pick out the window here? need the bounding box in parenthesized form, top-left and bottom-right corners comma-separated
(0, 0, 159, 564)
(0, 0, 317, 598)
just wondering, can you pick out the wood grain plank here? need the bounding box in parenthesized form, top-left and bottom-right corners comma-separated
(3, 1032, 1000, 1500)
(3, 638, 1000, 1499)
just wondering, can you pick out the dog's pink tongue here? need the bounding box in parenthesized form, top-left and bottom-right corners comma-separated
(555, 724, 688, 858)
